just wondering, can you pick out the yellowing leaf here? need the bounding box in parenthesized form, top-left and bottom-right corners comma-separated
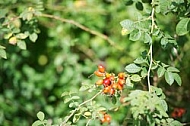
(9, 36, 17, 45)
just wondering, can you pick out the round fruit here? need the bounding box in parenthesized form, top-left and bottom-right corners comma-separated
(104, 114, 111, 123)
(118, 72, 125, 79)
(109, 88, 115, 95)
(94, 70, 105, 77)
(103, 78, 111, 87)
(95, 79, 103, 85)
(112, 83, 118, 89)
(118, 84, 124, 90)
(118, 78, 125, 85)
(98, 64, 105, 73)
(103, 86, 111, 94)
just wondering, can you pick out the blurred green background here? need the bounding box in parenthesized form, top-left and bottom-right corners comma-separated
(0, 0, 190, 125)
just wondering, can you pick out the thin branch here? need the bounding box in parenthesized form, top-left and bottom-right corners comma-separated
(147, 6, 155, 92)
(61, 90, 102, 126)
(39, 13, 116, 47)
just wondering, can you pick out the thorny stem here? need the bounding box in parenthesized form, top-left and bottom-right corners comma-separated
(147, 5, 155, 92)
(61, 90, 102, 126)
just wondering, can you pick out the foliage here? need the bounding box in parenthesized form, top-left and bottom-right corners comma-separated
(0, 0, 190, 126)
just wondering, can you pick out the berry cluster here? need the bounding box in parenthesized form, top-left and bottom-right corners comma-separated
(94, 65, 126, 96)
(171, 108, 186, 118)
(100, 112, 111, 124)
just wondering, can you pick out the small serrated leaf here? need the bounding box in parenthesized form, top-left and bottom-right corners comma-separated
(17, 40, 26, 50)
(73, 114, 81, 123)
(125, 63, 141, 73)
(165, 71, 174, 85)
(71, 96, 80, 100)
(176, 18, 190, 36)
(37, 111, 45, 121)
(157, 67, 166, 77)
(172, 73, 182, 86)
(29, 33, 38, 42)
(167, 67, 180, 72)
(32, 120, 44, 126)
(64, 97, 72, 104)
(120, 19, 134, 31)
(61, 92, 69, 97)
(131, 74, 141, 82)
(0, 49, 7, 59)
(16, 33, 28, 39)
(129, 29, 141, 41)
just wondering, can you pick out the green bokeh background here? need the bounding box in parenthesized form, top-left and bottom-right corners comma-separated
(0, 0, 190, 125)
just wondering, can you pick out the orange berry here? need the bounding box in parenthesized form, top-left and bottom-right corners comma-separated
(117, 84, 124, 90)
(104, 114, 111, 123)
(94, 70, 105, 77)
(103, 86, 111, 94)
(118, 78, 125, 85)
(109, 88, 115, 95)
(98, 64, 105, 73)
(112, 83, 118, 89)
(118, 72, 125, 79)
(95, 79, 103, 85)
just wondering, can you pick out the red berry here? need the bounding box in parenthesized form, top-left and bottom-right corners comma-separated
(98, 64, 105, 73)
(103, 78, 111, 87)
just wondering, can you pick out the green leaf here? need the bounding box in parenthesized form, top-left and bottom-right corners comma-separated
(16, 33, 28, 39)
(129, 29, 141, 41)
(167, 67, 180, 72)
(176, 18, 190, 36)
(64, 97, 72, 104)
(17, 40, 26, 50)
(111, 96, 117, 104)
(61, 92, 69, 97)
(37, 111, 45, 121)
(165, 71, 174, 85)
(126, 77, 133, 88)
(159, 0, 170, 14)
(157, 67, 166, 77)
(120, 19, 134, 31)
(29, 33, 38, 42)
(0, 49, 7, 59)
(135, 2, 143, 11)
(71, 96, 80, 100)
(131, 74, 141, 82)
(141, 67, 148, 78)
(73, 114, 81, 123)
(160, 100, 168, 111)
(125, 63, 141, 73)
(161, 38, 168, 47)
(172, 73, 182, 86)
(144, 33, 152, 44)
(134, 57, 147, 64)
(32, 120, 44, 126)
(125, 0, 133, 6)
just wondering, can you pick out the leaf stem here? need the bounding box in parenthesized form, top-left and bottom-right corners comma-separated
(61, 90, 102, 126)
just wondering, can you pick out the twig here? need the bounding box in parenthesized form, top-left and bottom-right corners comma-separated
(61, 90, 102, 126)
(147, 5, 155, 92)
(39, 13, 116, 47)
